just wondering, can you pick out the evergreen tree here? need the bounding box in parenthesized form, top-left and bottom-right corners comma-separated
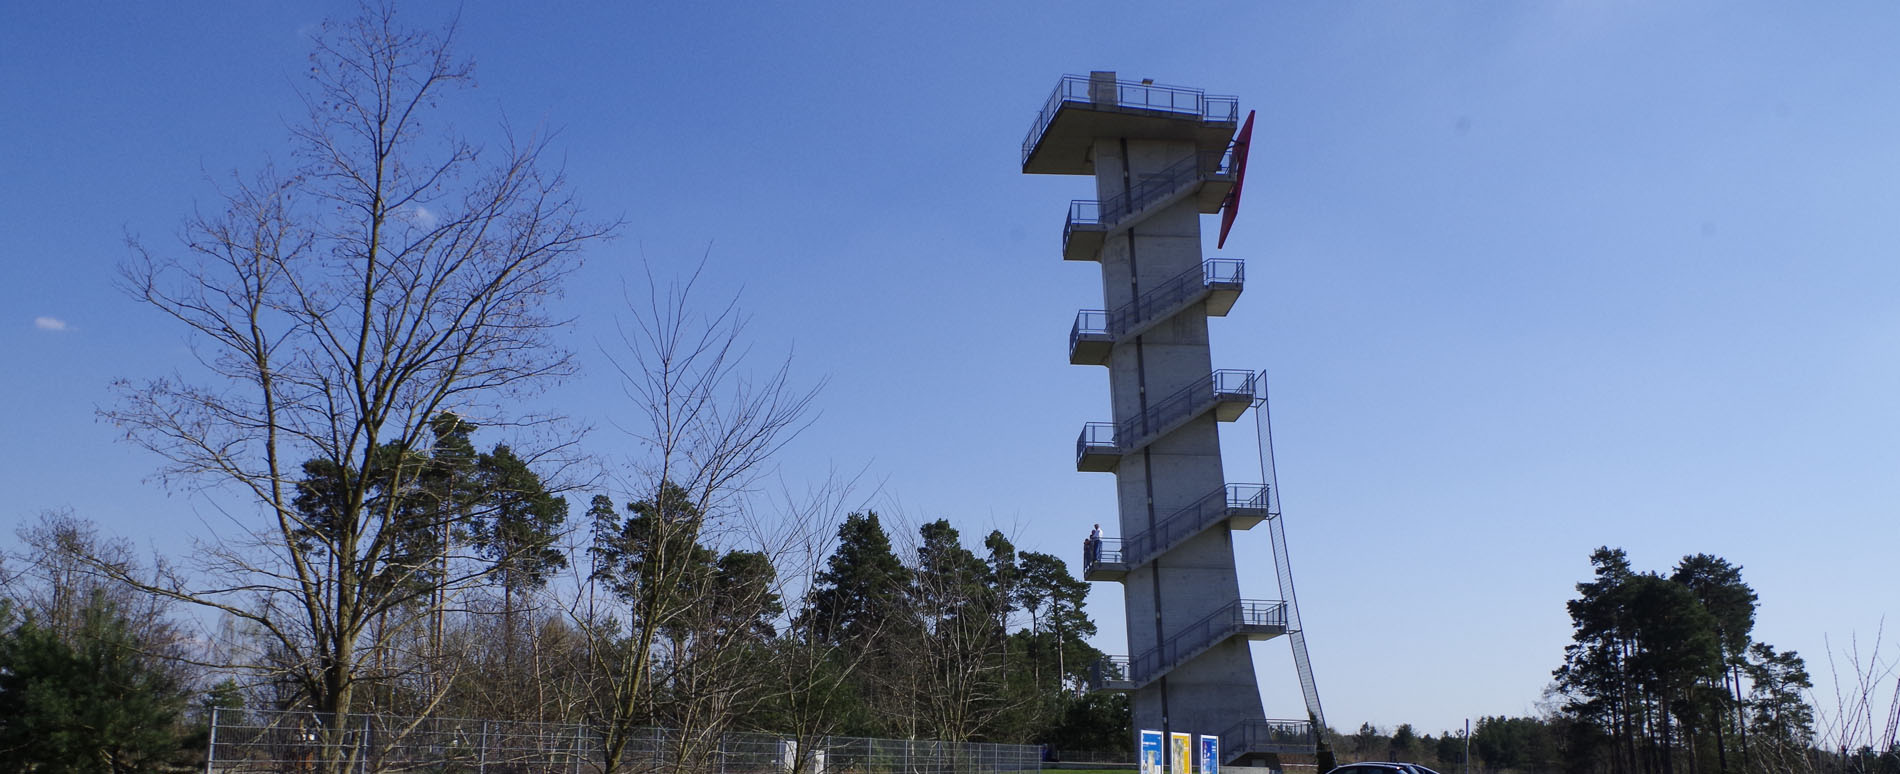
(910, 519, 1008, 741)
(1743, 642, 1814, 769)
(1472, 716, 1557, 771)
(983, 530, 1019, 635)
(0, 594, 192, 773)
(1553, 547, 1801, 774)
(1555, 547, 1640, 772)
(804, 512, 910, 648)
(1013, 551, 1096, 692)
(469, 442, 569, 638)
(1390, 722, 1421, 761)
(1671, 553, 1758, 772)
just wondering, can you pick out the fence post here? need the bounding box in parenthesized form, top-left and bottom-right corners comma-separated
(360, 714, 371, 774)
(478, 720, 488, 774)
(205, 706, 218, 774)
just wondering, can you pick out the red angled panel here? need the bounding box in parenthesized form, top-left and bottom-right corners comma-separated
(1217, 110, 1255, 250)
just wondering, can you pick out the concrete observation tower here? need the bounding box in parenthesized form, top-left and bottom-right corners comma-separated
(1022, 72, 1317, 767)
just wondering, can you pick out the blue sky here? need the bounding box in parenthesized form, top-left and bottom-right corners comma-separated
(4, 1, 1898, 739)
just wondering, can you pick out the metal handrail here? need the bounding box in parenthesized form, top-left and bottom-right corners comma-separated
(1023, 75, 1240, 165)
(1075, 370, 1255, 467)
(1101, 149, 1235, 227)
(1127, 599, 1287, 687)
(1115, 369, 1255, 447)
(1070, 259, 1244, 351)
(1087, 655, 1134, 691)
(1061, 150, 1234, 257)
(1082, 484, 1270, 576)
(1075, 422, 1117, 466)
(1120, 484, 1269, 569)
(1071, 310, 1111, 347)
(1220, 719, 1317, 758)
(1062, 200, 1103, 256)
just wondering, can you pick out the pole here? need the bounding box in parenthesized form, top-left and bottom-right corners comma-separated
(205, 706, 218, 774)
(1462, 719, 1470, 774)
(478, 720, 488, 774)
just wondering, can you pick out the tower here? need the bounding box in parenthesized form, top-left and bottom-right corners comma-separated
(1023, 72, 1315, 766)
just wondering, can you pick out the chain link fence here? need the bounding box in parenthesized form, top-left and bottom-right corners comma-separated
(206, 708, 1043, 774)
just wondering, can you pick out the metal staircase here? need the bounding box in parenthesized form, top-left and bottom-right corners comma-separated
(1083, 484, 1271, 582)
(1087, 599, 1288, 692)
(1070, 259, 1244, 365)
(1075, 369, 1256, 472)
(1061, 149, 1236, 261)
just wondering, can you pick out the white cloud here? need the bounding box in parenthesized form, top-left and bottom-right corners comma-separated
(406, 205, 439, 228)
(33, 316, 68, 332)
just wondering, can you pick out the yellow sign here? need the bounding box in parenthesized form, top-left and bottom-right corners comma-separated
(1171, 732, 1193, 774)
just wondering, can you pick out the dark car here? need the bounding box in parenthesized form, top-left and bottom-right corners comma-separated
(1325, 764, 1444, 774)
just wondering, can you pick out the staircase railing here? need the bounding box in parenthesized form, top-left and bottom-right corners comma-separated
(1219, 718, 1317, 760)
(1071, 260, 1243, 353)
(1125, 599, 1287, 687)
(1082, 484, 1269, 577)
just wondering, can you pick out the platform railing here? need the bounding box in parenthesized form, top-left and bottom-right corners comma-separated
(1070, 310, 1111, 350)
(1083, 536, 1124, 568)
(1024, 75, 1240, 165)
(1220, 718, 1318, 759)
(1086, 655, 1134, 692)
(1071, 259, 1244, 351)
(1075, 422, 1117, 467)
(1126, 599, 1287, 688)
(1062, 199, 1103, 255)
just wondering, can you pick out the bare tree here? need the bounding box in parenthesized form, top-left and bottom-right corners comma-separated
(8, 511, 189, 667)
(98, 5, 610, 768)
(579, 265, 818, 772)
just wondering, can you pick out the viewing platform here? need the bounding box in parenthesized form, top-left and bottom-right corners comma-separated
(1023, 74, 1240, 175)
(1070, 259, 1244, 365)
(1086, 655, 1135, 692)
(1075, 370, 1257, 472)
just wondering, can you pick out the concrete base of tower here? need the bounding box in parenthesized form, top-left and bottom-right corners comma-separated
(1129, 637, 1265, 760)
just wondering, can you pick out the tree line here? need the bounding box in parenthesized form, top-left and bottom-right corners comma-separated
(1318, 547, 1892, 774)
(0, 475, 1123, 772)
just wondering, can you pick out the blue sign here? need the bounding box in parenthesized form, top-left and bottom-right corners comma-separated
(1199, 734, 1220, 774)
(1140, 730, 1164, 774)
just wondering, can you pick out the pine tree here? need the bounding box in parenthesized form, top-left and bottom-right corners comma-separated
(1670, 553, 1758, 773)
(469, 443, 569, 643)
(0, 594, 192, 773)
(1743, 643, 1814, 770)
(804, 512, 910, 649)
